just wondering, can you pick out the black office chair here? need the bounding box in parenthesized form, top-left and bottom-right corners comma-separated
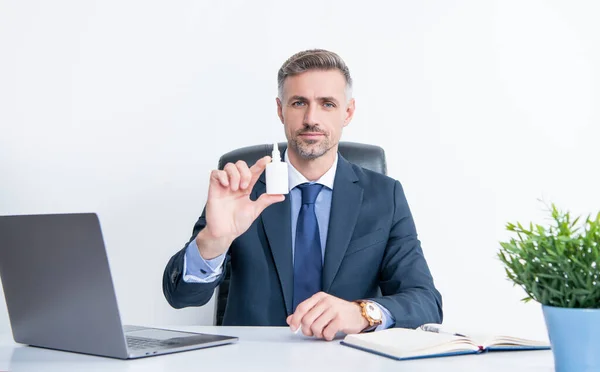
(214, 141, 387, 325)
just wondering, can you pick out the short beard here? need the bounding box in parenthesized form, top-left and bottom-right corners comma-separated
(289, 126, 333, 160)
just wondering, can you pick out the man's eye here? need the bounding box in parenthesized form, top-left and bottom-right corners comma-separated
(292, 101, 306, 107)
(324, 102, 335, 108)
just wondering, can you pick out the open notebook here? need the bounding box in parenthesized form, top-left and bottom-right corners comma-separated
(341, 324, 550, 361)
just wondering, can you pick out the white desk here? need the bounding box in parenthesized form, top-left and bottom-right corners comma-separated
(0, 326, 554, 371)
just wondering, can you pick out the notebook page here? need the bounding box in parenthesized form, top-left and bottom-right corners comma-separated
(344, 328, 480, 359)
(480, 335, 550, 348)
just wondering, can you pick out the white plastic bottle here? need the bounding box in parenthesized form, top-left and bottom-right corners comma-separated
(266, 143, 289, 195)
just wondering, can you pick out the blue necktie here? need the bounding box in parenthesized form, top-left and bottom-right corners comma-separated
(293, 183, 324, 311)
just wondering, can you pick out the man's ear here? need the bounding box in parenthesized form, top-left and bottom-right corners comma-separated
(276, 97, 284, 124)
(343, 98, 356, 127)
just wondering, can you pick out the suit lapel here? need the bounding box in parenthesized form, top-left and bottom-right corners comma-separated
(323, 156, 363, 292)
(257, 173, 294, 315)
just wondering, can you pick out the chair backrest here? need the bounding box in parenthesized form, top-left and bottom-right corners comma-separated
(214, 142, 387, 325)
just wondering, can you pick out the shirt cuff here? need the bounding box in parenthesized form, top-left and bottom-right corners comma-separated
(182, 238, 226, 283)
(371, 301, 395, 331)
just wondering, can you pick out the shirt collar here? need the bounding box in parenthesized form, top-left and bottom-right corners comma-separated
(284, 149, 338, 191)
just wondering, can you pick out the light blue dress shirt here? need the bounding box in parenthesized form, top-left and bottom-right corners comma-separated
(183, 151, 395, 330)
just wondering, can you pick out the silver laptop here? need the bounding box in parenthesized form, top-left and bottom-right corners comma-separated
(0, 213, 237, 359)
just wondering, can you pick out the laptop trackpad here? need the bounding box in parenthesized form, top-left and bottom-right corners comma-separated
(127, 328, 234, 344)
(127, 329, 196, 340)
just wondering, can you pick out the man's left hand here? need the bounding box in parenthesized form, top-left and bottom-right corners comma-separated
(286, 292, 369, 341)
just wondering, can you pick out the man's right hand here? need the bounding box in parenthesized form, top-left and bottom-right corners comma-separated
(196, 156, 285, 260)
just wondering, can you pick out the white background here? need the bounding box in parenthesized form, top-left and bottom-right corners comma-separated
(1, 0, 598, 339)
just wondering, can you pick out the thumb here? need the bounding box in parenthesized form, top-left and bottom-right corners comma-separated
(254, 193, 285, 215)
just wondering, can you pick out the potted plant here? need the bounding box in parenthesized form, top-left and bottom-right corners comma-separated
(498, 204, 600, 372)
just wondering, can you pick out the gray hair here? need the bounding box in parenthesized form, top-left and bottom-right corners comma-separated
(277, 49, 353, 102)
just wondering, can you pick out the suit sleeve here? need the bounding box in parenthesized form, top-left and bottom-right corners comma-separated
(162, 208, 230, 309)
(367, 180, 443, 328)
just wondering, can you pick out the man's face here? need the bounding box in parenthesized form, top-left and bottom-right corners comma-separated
(277, 70, 355, 160)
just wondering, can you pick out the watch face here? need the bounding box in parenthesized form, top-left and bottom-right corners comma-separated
(365, 302, 383, 321)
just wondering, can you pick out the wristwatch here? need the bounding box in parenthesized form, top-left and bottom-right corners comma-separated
(355, 300, 383, 331)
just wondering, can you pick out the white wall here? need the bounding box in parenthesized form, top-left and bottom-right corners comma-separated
(1, 0, 598, 339)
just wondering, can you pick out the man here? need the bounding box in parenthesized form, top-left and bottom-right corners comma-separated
(163, 49, 442, 341)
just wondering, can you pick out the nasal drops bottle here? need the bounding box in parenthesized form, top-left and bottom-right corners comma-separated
(266, 143, 289, 195)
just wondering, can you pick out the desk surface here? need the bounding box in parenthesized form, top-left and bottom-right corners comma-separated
(0, 326, 554, 371)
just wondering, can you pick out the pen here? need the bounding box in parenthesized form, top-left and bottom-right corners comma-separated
(419, 324, 467, 338)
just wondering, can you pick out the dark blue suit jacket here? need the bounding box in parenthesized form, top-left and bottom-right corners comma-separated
(163, 155, 442, 328)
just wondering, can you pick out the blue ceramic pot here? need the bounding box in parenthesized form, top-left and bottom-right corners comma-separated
(542, 305, 600, 372)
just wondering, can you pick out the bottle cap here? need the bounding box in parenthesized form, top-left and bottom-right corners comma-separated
(271, 143, 281, 162)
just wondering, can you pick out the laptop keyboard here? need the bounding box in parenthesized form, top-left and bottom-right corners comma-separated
(127, 336, 178, 350)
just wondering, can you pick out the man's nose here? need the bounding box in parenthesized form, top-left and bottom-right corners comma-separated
(303, 104, 319, 126)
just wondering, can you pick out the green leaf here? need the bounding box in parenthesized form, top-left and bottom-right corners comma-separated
(498, 203, 600, 309)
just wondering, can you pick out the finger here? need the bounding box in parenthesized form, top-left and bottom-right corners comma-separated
(300, 299, 329, 331)
(254, 193, 285, 215)
(236, 160, 252, 190)
(223, 163, 241, 192)
(299, 300, 329, 337)
(249, 156, 271, 176)
(310, 308, 336, 339)
(289, 292, 328, 331)
(247, 156, 272, 188)
(210, 170, 229, 188)
(302, 323, 313, 337)
(322, 317, 342, 341)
